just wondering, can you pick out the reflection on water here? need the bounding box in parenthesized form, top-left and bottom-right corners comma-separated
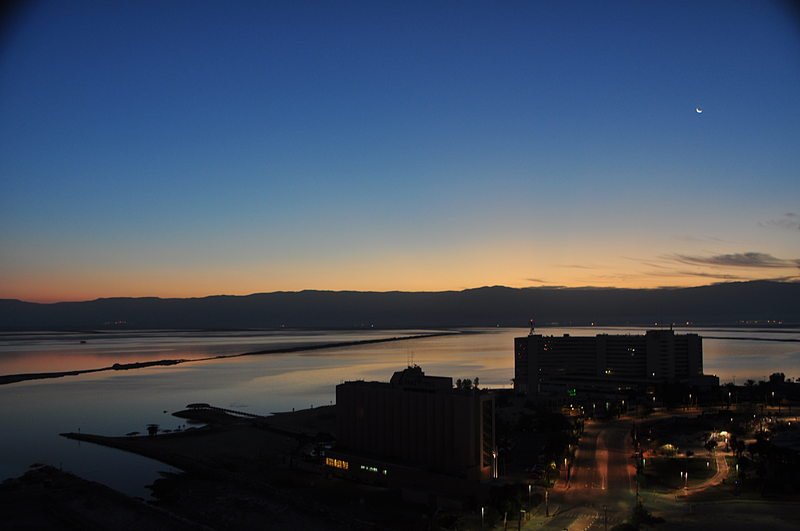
(0, 329, 432, 374)
(0, 326, 798, 497)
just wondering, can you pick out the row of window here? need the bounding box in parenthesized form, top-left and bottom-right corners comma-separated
(360, 464, 388, 475)
(325, 457, 349, 470)
(325, 456, 389, 475)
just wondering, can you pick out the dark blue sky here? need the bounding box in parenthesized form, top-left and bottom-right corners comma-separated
(1, 1, 799, 300)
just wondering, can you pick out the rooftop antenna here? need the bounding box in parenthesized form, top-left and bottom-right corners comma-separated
(529, 318, 535, 336)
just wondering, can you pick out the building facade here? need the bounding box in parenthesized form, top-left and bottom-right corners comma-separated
(334, 366, 495, 481)
(514, 329, 708, 395)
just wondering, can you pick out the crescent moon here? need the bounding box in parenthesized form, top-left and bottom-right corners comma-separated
(695, 107, 703, 113)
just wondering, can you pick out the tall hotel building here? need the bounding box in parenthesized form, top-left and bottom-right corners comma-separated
(514, 329, 712, 395)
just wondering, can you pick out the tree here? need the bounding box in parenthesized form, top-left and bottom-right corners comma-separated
(473, 377, 480, 389)
(769, 372, 785, 384)
(735, 439, 746, 458)
(455, 379, 462, 389)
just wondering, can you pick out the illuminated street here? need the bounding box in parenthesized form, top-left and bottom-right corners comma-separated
(518, 418, 636, 530)
(516, 414, 799, 530)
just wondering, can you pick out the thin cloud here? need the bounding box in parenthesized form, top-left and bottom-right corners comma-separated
(759, 212, 800, 231)
(643, 269, 750, 280)
(647, 270, 800, 282)
(672, 252, 800, 269)
(525, 277, 549, 283)
(675, 235, 729, 243)
(558, 264, 595, 269)
(668, 271, 751, 280)
(577, 272, 645, 282)
(635, 260, 672, 270)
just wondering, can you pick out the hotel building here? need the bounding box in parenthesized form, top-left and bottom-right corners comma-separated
(514, 329, 714, 395)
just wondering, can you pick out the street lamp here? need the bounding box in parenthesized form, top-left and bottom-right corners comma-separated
(545, 488, 549, 517)
(481, 506, 484, 529)
(528, 483, 531, 507)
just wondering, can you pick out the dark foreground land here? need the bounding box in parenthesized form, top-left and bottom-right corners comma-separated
(0, 464, 204, 530)
(57, 406, 425, 530)
(10, 398, 800, 530)
(53, 400, 568, 530)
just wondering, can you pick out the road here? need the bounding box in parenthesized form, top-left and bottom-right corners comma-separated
(521, 417, 636, 530)
(524, 409, 729, 529)
(563, 418, 635, 529)
(519, 415, 798, 531)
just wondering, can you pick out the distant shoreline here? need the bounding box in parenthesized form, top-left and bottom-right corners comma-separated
(0, 331, 459, 386)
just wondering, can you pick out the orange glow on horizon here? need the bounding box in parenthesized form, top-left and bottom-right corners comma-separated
(3, 242, 797, 303)
(3, 273, 790, 304)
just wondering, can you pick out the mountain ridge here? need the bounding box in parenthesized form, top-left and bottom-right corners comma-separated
(1, 281, 798, 330)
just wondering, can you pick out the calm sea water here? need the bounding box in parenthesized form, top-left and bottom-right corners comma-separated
(1, 326, 798, 496)
(0, 329, 432, 374)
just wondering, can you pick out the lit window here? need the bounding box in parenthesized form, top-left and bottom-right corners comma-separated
(325, 457, 349, 470)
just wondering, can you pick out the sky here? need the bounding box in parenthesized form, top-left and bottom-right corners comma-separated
(1, 0, 799, 302)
